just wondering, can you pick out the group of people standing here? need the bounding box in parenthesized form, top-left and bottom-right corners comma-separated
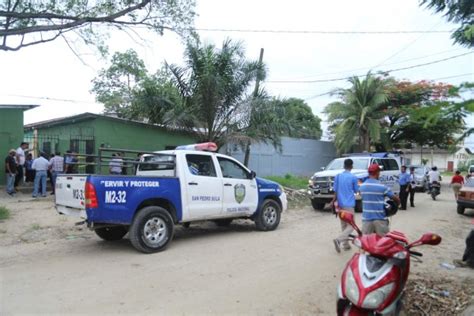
(4, 142, 78, 198)
(331, 160, 443, 253)
(331, 159, 401, 252)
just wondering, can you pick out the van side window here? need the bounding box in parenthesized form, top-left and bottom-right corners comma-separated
(185, 154, 217, 177)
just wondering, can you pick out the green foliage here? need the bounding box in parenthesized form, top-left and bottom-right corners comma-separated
(267, 98, 322, 139)
(0, 0, 196, 53)
(165, 39, 268, 146)
(421, 0, 473, 47)
(326, 75, 470, 154)
(92, 49, 148, 116)
(0, 206, 11, 220)
(325, 72, 387, 153)
(266, 174, 308, 190)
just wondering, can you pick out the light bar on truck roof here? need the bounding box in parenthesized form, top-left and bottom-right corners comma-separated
(175, 142, 218, 152)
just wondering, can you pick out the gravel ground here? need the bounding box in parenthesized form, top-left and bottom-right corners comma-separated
(0, 182, 473, 315)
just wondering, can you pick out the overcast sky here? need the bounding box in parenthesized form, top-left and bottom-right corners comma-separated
(1, 0, 473, 141)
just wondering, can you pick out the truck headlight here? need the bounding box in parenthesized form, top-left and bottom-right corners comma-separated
(361, 283, 394, 309)
(308, 179, 314, 186)
(344, 268, 359, 304)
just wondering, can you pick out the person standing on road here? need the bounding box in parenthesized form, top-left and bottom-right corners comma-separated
(5, 149, 17, 196)
(109, 153, 123, 175)
(454, 220, 474, 269)
(25, 153, 35, 182)
(398, 165, 410, 210)
(32, 152, 49, 198)
(49, 152, 64, 195)
(408, 167, 416, 207)
(360, 164, 400, 236)
(331, 158, 359, 253)
(450, 170, 464, 200)
(14, 142, 28, 191)
(428, 166, 441, 189)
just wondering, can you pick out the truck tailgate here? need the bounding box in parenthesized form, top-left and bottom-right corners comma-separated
(55, 174, 88, 218)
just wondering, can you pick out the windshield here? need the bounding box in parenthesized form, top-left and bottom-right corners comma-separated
(326, 158, 370, 170)
(466, 179, 474, 187)
(414, 167, 426, 175)
(139, 154, 175, 171)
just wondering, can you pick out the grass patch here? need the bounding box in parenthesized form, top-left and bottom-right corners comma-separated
(30, 223, 41, 231)
(266, 174, 309, 190)
(0, 206, 10, 220)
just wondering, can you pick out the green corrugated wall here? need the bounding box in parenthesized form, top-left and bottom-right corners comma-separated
(0, 109, 24, 184)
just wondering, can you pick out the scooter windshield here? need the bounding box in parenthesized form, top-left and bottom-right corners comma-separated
(366, 255, 386, 273)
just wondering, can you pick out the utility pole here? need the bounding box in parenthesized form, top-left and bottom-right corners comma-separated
(244, 48, 264, 167)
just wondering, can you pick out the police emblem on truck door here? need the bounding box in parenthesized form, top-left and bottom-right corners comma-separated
(234, 184, 246, 204)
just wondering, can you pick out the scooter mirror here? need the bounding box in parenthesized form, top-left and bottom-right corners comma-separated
(420, 233, 442, 245)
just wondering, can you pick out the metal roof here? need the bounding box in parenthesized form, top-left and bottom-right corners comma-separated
(0, 104, 39, 110)
(24, 112, 171, 131)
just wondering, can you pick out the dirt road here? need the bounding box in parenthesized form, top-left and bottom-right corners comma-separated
(0, 185, 473, 315)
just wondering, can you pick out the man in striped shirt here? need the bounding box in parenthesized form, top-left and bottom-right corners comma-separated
(360, 164, 400, 236)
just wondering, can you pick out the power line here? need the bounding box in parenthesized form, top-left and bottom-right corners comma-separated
(193, 28, 452, 34)
(4, 94, 97, 104)
(275, 48, 463, 81)
(267, 51, 474, 84)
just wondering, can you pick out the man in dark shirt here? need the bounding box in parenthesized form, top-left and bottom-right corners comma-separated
(5, 149, 17, 196)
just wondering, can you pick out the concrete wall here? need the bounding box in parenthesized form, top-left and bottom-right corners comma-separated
(227, 137, 337, 177)
(0, 109, 24, 183)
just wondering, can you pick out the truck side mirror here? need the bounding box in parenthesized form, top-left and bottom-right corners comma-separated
(250, 171, 257, 179)
(321, 167, 325, 170)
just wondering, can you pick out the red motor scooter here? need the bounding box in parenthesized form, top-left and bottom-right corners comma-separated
(336, 211, 442, 316)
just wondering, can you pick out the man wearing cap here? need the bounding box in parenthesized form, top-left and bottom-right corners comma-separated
(331, 158, 359, 253)
(398, 165, 410, 210)
(359, 164, 400, 236)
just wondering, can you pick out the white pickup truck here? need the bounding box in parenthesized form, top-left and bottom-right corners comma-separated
(55, 143, 287, 253)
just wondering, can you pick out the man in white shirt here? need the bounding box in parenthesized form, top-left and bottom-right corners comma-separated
(428, 166, 441, 193)
(48, 152, 64, 195)
(428, 166, 441, 183)
(14, 142, 29, 190)
(109, 153, 123, 175)
(32, 152, 50, 198)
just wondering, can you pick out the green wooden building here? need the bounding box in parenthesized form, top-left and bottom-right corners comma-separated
(0, 104, 39, 183)
(24, 112, 196, 173)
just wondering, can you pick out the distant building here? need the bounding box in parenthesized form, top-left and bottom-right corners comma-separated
(0, 104, 39, 183)
(403, 146, 474, 171)
(24, 112, 196, 173)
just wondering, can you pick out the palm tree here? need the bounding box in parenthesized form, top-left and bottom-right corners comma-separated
(325, 73, 388, 153)
(165, 39, 264, 147)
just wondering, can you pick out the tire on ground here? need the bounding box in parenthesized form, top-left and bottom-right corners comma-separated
(255, 199, 282, 231)
(94, 226, 128, 241)
(214, 218, 233, 226)
(311, 199, 326, 211)
(129, 206, 174, 253)
(457, 204, 465, 215)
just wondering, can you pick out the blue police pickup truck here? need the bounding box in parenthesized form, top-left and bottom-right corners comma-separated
(55, 143, 287, 253)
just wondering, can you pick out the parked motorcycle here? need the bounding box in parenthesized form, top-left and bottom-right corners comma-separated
(430, 181, 441, 200)
(336, 211, 442, 316)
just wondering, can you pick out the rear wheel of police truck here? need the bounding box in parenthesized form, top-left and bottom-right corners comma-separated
(129, 206, 174, 253)
(255, 199, 281, 231)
